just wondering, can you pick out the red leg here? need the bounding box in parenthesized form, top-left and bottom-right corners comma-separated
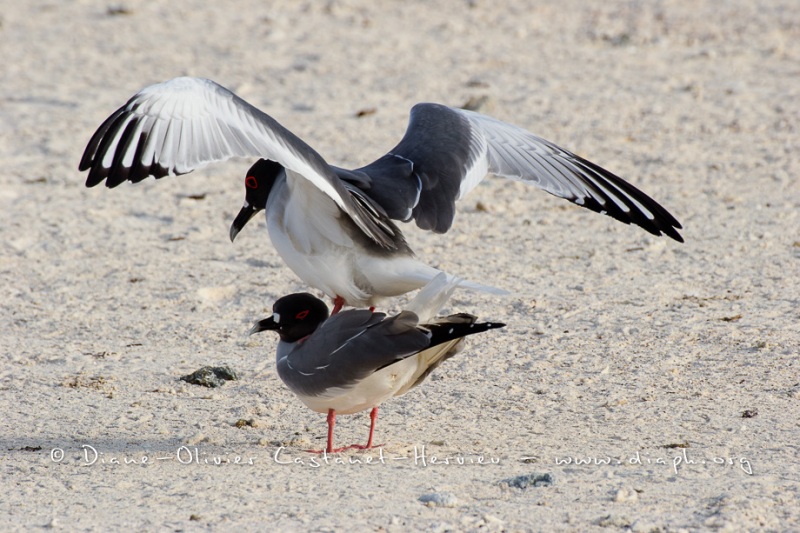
(325, 408, 336, 453)
(306, 408, 341, 454)
(306, 407, 383, 454)
(331, 296, 345, 315)
(365, 406, 379, 448)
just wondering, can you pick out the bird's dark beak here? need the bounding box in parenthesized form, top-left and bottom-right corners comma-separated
(230, 202, 263, 242)
(248, 315, 279, 336)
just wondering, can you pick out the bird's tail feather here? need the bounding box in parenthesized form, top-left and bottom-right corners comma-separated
(405, 273, 508, 322)
(404, 273, 460, 322)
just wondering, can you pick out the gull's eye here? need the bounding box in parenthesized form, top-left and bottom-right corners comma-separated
(295, 310, 310, 320)
(245, 175, 258, 189)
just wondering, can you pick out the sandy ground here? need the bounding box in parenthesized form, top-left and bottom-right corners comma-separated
(2, 0, 799, 530)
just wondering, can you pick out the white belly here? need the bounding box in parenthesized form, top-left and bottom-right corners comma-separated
(296, 358, 419, 415)
(266, 177, 440, 307)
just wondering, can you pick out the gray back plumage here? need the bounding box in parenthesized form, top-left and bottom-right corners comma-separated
(277, 310, 430, 397)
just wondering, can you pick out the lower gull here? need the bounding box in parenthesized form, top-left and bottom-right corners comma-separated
(249, 275, 504, 453)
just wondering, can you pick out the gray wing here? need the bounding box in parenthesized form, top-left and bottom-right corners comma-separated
(277, 310, 431, 397)
(78, 77, 399, 249)
(358, 103, 683, 241)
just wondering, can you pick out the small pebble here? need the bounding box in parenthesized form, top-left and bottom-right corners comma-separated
(184, 432, 206, 446)
(597, 514, 631, 528)
(630, 518, 660, 533)
(418, 492, 459, 507)
(461, 95, 492, 112)
(614, 487, 639, 503)
(355, 107, 376, 117)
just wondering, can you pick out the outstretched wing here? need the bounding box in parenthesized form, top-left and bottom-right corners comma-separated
(359, 103, 683, 241)
(78, 77, 399, 248)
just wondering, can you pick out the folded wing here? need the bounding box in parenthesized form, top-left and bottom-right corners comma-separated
(278, 310, 430, 397)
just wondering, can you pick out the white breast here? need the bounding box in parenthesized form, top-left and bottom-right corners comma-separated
(294, 357, 419, 415)
(265, 172, 439, 307)
(266, 174, 370, 304)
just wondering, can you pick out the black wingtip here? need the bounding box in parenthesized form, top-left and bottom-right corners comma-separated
(666, 227, 684, 243)
(426, 319, 506, 349)
(563, 153, 685, 243)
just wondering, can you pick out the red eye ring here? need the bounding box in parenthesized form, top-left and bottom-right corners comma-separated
(295, 310, 310, 320)
(245, 175, 258, 189)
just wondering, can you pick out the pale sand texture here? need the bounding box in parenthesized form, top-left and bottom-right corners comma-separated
(2, 0, 799, 530)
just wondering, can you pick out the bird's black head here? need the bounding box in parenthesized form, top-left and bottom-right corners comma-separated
(229, 158, 284, 242)
(249, 293, 330, 343)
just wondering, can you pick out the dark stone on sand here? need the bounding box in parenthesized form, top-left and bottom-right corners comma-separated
(180, 366, 238, 388)
(500, 472, 555, 489)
